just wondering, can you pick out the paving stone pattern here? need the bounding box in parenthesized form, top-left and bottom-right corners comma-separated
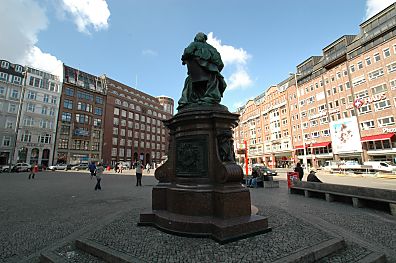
(86, 207, 333, 263)
(56, 243, 106, 263)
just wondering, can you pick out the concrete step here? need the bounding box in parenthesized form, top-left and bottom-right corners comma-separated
(40, 242, 106, 263)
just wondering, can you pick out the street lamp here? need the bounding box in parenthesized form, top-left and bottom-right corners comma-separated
(290, 72, 308, 172)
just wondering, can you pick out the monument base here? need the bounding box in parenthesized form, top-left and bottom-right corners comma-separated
(139, 210, 271, 244)
(139, 106, 271, 243)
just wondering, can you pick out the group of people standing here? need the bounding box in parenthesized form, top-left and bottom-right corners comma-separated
(88, 160, 153, 190)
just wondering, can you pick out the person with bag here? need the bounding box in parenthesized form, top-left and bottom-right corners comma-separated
(94, 163, 104, 191)
(88, 161, 96, 179)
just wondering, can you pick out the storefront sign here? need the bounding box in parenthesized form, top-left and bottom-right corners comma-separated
(353, 93, 387, 109)
(26, 143, 45, 148)
(383, 127, 396, 133)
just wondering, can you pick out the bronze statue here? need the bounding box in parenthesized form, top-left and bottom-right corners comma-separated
(177, 32, 227, 110)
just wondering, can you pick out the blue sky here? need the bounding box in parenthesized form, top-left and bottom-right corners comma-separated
(1, 0, 394, 111)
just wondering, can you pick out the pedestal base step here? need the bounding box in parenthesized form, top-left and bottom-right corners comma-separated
(138, 210, 271, 244)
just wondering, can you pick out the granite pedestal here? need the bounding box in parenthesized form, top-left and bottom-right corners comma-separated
(139, 105, 271, 243)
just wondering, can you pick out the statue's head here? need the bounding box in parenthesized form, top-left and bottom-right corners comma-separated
(194, 32, 207, 43)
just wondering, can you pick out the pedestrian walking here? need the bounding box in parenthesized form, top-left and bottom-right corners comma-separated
(28, 163, 39, 179)
(136, 161, 143, 186)
(94, 163, 104, 191)
(118, 163, 123, 173)
(294, 162, 304, 181)
(146, 163, 151, 173)
(88, 161, 96, 179)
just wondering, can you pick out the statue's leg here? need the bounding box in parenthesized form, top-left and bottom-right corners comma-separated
(199, 74, 221, 104)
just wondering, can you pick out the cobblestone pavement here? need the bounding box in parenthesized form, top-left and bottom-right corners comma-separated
(0, 170, 395, 262)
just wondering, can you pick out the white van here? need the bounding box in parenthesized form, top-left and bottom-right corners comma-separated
(363, 161, 396, 173)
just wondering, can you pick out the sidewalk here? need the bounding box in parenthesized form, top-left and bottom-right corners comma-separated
(48, 176, 396, 262)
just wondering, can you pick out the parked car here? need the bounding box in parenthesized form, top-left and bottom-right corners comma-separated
(48, 163, 69, 171)
(1, 165, 10, 172)
(11, 163, 31, 172)
(252, 166, 278, 177)
(71, 163, 89, 171)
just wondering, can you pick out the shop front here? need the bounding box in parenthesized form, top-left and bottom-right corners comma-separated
(362, 132, 396, 163)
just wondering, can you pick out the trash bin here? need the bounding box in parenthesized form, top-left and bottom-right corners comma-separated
(287, 172, 299, 189)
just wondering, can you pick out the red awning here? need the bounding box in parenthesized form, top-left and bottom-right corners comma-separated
(361, 133, 395, 142)
(295, 142, 331, 149)
(310, 142, 331, 148)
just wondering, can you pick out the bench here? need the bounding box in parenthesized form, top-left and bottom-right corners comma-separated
(290, 181, 396, 216)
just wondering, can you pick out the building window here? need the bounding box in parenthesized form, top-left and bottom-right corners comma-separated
(65, 87, 74, 96)
(357, 61, 363, 70)
(21, 131, 32, 142)
(114, 108, 120, 115)
(1, 61, 10, 69)
(0, 72, 8, 81)
(10, 89, 19, 99)
(58, 139, 69, 149)
(383, 48, 391, 58)
(371, 83, 387, 94)
(38, 134, 51, 144)
(61, 112, 72, 123)
(96, 96, 103, 104)
(112, 148, 117, 156)
(93, 118, 102, 127)
(94, 107, 103, 116)
(27, 103, 35, 112)
(365, 57, 371, 66)
(3, 136, 11, 146)
(368, 68, 384, 80)
(374, 53, 381, 62)
(360, 120, 375, 130)
(358, 104, 372, 115)
(374, 100, 391, 111)
(378, 116, 395, 127)
(386, 61, 396, 73)
(349, 65, 355, 73)
(23, 117, 35, 126)
(75, 114, 89, 124)
(64, 99, 73, 109)
(27, 91, 36, 100)
(43, 94, 49, 103)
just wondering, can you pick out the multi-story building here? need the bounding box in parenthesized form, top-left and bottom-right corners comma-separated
(234, 3, 396, 168)
(0, 60, 25, 166)
(54, 65, 106, 165)
(102, 77, 173, 167)
(0, 60, 61, 167)
(16, 66, 61, 166)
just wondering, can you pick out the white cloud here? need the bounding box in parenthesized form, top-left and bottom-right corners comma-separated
(365, 0, 395, 19)
(26, 47, 63, 80)
(61, 0, 110, 34)
(206, 32, 253, 90)
(207, 32, 250, 66)
(227, 68, 253, 91)
(142, 49, 158, 57)
(0, 0, 63, 79)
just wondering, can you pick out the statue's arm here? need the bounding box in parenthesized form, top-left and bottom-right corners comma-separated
(181, 42, 197, 63)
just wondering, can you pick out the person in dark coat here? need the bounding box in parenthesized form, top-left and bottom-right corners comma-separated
(307, 170, 322, 183)
(294, 162, 304, 181)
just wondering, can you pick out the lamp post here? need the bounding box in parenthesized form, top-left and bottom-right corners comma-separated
(290, 73, 308, 172)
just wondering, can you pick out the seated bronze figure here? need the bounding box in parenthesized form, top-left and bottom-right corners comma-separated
(177, 32, 227, 110)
